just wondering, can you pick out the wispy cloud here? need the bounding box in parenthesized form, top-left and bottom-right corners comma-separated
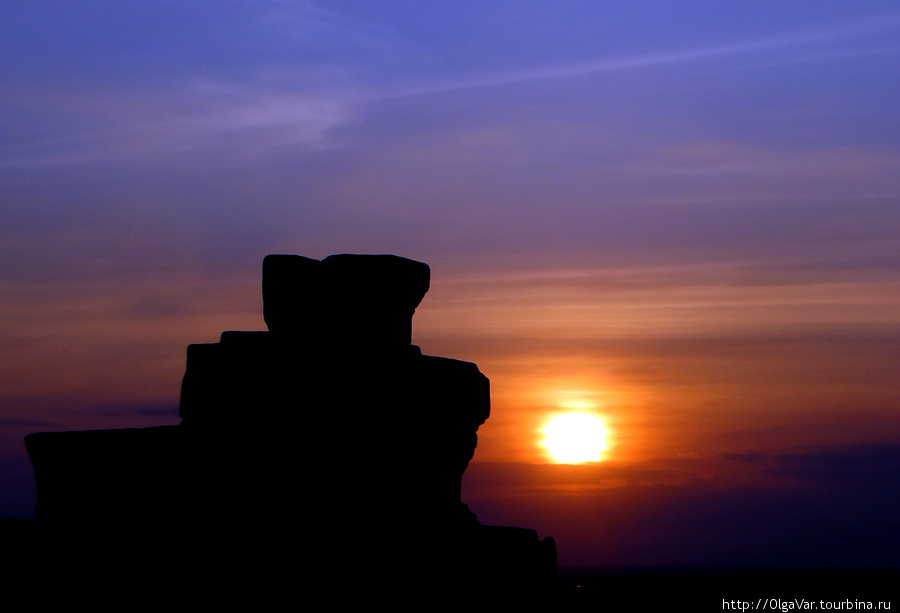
(377, 9, 900, 99)
(3, 6, 896, 169)
(0, 83, 354, 168)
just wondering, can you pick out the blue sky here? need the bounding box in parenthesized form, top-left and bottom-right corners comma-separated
(4, 2, 899, 271)
(2, 1, 899, 569)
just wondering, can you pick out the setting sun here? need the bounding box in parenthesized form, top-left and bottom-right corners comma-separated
(542, 412, 608, 464)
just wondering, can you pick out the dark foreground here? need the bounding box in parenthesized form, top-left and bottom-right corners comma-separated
(561, 567, 898, 610)
(3, 519, 896, 609)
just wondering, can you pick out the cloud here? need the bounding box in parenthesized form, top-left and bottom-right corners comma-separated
(464, 444, 900, 568)
(0, 82, 354, 169)
(766, 444, 900, 485)
(377, 8, 900, 99)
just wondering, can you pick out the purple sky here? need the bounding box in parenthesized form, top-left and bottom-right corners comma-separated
(2, 1, 899, 570)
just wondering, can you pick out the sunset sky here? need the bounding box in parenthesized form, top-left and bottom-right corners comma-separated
(2, 1, 899, 570)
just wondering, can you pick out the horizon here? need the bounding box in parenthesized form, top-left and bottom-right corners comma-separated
(2, 1, 898, 571)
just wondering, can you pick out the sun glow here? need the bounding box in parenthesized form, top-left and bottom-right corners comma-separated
(543, 412, 608, 463)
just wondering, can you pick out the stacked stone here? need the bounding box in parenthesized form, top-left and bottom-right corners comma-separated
(24, 253, 559, 598)
(178, 253, 490, 528)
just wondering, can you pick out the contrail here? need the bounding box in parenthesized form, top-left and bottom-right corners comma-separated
(374, 9, 900, 100)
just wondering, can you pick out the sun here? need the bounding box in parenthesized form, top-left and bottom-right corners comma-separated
(542, 412, 608, 463)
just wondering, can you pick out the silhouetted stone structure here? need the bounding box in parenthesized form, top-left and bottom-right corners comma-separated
(22, 254, 558, 600)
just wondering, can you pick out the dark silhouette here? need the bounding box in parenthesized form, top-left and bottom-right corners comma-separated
(18, 254, 558, 601)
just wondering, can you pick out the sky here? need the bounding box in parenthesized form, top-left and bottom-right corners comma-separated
(2, 1, 899, 570)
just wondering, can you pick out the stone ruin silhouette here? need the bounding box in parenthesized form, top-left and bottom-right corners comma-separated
(22, 254, 558, 600)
